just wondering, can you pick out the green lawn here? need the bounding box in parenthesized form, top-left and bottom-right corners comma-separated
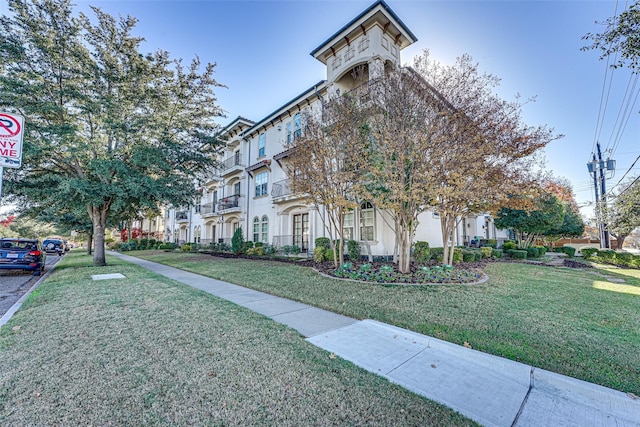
(132, 251, 640, 395)
(0, 253, 475, 426)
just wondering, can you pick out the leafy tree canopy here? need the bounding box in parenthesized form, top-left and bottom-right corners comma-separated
(0, 0, 225, 265)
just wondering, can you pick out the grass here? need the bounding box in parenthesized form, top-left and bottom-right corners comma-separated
(131, 251, 640, 395)
(0, 252, 476, 426)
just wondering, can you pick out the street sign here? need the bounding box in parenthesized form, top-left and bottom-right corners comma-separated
(0, 112, 24, 168)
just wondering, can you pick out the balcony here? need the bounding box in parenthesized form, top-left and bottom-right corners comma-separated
(201, 202, 217, 217)
(217, 194, 243, 213)
(218, 154, 245, 178)
(271, 178, 304, 204)
(175, 211, 189, 223)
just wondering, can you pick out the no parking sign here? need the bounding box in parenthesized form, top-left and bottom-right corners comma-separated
(0, 112, 24, 168)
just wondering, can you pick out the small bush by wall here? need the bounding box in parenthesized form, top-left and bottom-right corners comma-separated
(414, 241, 431, 263)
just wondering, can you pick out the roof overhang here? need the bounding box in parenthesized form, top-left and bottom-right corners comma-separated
(310, 0, 417, 65)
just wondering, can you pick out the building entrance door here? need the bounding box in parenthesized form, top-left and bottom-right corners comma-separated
(293, 213, 309, 252)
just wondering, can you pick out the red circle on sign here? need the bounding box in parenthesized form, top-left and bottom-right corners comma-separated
(0, 113, 21, 138)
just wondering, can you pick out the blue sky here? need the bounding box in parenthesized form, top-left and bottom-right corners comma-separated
(1, 0, 638, 220)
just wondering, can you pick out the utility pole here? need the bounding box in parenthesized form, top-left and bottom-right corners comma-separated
(587, 143, 615, 249)
(589, 153, 602, 245)
(596, 143, 610, 249)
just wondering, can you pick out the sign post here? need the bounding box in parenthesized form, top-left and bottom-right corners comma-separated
(0, 111, 25, 201)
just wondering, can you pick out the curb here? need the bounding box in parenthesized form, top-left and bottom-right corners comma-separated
(0, 259, 60, 328)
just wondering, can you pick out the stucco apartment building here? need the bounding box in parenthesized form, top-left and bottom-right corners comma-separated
(163, 0, 507, 255)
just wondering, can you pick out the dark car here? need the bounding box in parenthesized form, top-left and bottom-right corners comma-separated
(0, 238, 47, 276)
(42, 239, 64, 256)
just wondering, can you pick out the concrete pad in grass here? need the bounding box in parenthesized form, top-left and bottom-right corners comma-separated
(91, 273, 126, 280)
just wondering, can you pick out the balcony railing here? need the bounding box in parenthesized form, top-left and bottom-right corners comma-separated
(217, 194, 241, 211)
(175, 211, 189, 221)
(271, 179, 293, 198)
(201, 203, 216, 216)
(218, 153, 244, 176)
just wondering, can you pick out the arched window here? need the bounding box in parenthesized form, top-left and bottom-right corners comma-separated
(261, 215, 269, 243)
(253, 217, 260, 242)
(360, 202, 375, 241)
(194, 226, 201, 243)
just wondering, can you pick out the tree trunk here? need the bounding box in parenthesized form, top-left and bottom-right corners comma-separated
(616, 234, 627, 250)
(89, 204, 110, 266)
(441, 216, 452, 265)
(86, 230, 93, 256)
(397, 222, 412, 274)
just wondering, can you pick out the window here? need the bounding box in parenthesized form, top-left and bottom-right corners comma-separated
(293, 113, 302, 141)
(286, 122, 292, 145)
(258, 133, 266, 157)
(253, 217, 260, 242)
(255, 171, 268, 197)
(360, 202, 375, 241)
(343, 211, 354, 240)
(234, 150, 241, 166)
(261, 215, 269, 243)
(233, 181, 241, 196)
(194, 226, 201, 243)
(212, 190, 218, 206)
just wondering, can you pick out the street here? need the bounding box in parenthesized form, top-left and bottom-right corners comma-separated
(0, 253, 60, 317)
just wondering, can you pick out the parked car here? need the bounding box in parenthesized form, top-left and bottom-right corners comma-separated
(0, 238, 46, 275)
(42, 238, 64, 256)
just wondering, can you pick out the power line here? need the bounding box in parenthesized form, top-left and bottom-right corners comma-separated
(607, 72, 640, 157)
(590, 0, 621, 156)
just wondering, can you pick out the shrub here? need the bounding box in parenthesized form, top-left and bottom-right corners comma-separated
(139, 238, 149, 249)
(581, 247, 598, 259)
(502, 241, 517, 250)
(474, 251, 483, 261)
(242, 241, 254, 253)
(347, 240, 361, 260)
(462, 251, 475, 263)
(554, 246, 576, 257)
(526, 247, 540, 258)
(492, 249, 503, 259)
(413, 241, 431, 263)
(325, 249, 335, 262)
(180, 244, 192, 252)
(315, 237, 331, 250)
(231, 228, 244, 254)
(246, 246, 265, 256)
(263, 244, 276, 256)
(480, 247, 493, 259)
(511, 249, 528, 259)
(158, 242, 177, 250)
(313, 247, 326, 263)
(430, 247, 444, 262)
(283, 245, 301, 255)
(486, 239, 497, 248)
(452, 247, 463, 263)
(254, 241, 263, 247)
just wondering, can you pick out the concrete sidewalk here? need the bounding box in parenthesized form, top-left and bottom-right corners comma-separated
(110, 252, 640, 426)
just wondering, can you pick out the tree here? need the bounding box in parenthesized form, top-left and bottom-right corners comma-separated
(540, 178, 585, 245)
(286, 85, 371, 266)
(606, 176, 640, 249)
(494, 192, 565, 247)
(583, 2, 640, 72)
(0, 0, 224, 266)
(358, 67, 446, 273)
(415, 52, 558, 264)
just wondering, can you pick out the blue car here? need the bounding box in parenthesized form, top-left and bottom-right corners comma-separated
(0, 238, 47, 276)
